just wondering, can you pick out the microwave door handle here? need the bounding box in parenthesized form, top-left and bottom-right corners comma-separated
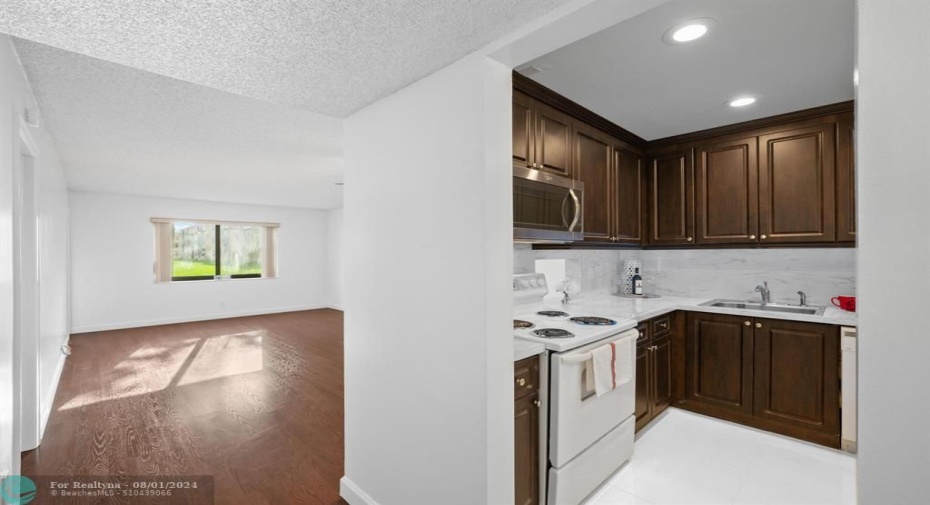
(568, 189, 581, 232)
(561, 192, 571, 229)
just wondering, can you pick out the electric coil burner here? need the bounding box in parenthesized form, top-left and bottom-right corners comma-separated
(569, 316, 618, 326)
(514, 320, 535, 330)
(532, 328, 574, 338)
(537, 310, 569, 317)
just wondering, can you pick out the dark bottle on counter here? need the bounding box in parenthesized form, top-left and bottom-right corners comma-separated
(632, 267, 643, 296)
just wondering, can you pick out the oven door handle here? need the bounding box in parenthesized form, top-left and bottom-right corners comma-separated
(560, 189, 582, 232)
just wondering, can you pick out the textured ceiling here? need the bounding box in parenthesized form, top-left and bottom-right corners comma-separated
(522, 0, 855, 140)
(3, 0, 573, 118)
(15, 39, 345, 209)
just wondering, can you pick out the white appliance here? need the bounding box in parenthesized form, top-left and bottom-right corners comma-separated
(513, 274, 639, 505)
(841, 326, 857, 453)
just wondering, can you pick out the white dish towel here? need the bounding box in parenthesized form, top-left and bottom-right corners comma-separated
(590, 336, 635, 397)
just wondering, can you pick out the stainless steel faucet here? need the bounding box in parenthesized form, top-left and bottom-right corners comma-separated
(755, 282, 771, 304)
(562, 291, 571, 305)
(797, 291, 807, 307)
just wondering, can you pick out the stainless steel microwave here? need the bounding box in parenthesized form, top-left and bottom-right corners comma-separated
(513, 165, 584, 243)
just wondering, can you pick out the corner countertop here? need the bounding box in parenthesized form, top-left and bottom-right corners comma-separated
(513, 339, 546, 362)
(516, 293, 857, 329)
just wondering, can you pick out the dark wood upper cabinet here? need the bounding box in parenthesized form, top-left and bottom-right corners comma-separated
(574, 124, 613, 243)
(685, 313, 753, 415)
(752, 319, 839, 439)
(613, 145, 645, 244)
(649, 149, 694, 245)
(695, 137, 759, 244)
(758, 124, 836, 243)
(836, 119, 856, 243)
(512, 91, 535, 169)
(535, 102, 573, 177)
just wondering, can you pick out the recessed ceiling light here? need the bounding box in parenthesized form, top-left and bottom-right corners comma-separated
(663, 18, 717, 44)
(728, 97, 756, 108)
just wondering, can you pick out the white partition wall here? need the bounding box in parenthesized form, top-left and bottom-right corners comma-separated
(341, 54, 513, 505)
(857, 1, 930, 503)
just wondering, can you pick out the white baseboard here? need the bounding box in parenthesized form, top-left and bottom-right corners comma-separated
(38, 341, 68, 444)
(340, 477, 380, 505)
(70, 305, 330, 334)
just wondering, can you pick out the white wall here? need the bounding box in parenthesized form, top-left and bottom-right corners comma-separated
(341, 54, 513, 505)
(516, 245, 856, 307)
(857, 1, 930, 503)
(0, 33, 71, 474)
(70, 192, 329, 332)
(326, 207, 344, 310)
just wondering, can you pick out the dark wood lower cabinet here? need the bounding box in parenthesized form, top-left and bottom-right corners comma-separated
(680, 313, 841, 448)
(635, 317, 674, 432)
(514, 356, 540, 505)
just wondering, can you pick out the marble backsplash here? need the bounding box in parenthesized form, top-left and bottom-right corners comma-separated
(514, 245, 856, 307)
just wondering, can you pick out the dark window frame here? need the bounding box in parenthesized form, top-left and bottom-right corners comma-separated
(171, 223, 263, 282)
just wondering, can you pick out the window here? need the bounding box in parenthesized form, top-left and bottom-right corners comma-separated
(152, 219, 278, 282)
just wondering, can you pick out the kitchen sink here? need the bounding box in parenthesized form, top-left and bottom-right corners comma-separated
(700, 299, 825, 316)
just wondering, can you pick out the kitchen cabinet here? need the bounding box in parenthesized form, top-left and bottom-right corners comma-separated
(514, 356, 540, 505)
(695, 137, 759, 244)
(685, 312, 754, 415)
(635, 315, 675, 432)
(753, 319, 839, 439)
(574, 124, 614, 243)
(612, 145, 646, 244)
(758, 124, 836, 243)
(513, 74, 855, 249)
(648, 148, 695, 246)
(836, 119, 856, 242)
(574, 122, 647, 245)
(512, 90, 573, 178)
(682, 313, 841, 448)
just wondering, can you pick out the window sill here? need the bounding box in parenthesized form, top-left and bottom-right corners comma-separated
(155, 277, 278, 284)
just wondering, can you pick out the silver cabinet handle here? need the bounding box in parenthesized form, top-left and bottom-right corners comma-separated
(533, 399, 541, 407)
(686, 237, 693, 242)
(750, 234, 756, 240)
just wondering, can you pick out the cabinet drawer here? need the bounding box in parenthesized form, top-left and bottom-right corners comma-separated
(636, 323, 650, 346)
(651, 315, 672, 337)
(514, 356, 539, 400)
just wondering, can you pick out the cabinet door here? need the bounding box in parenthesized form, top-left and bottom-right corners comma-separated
(613, 145, 646, 244)
(574, 125, 613, 243)
(649, 149, 694, 245)
(686, 313, 753, 415)
(753, 319, 839, 437)
(836, 119, 856, 242)
(651, 333, 672, 418)
(512, 91, 535, 169)
(514, 392, 540, 505)
(634, 341, 652, 432)
(695, 137, 759, 244)
(535, 102, 573, 177)
(758, 124, 836, 243)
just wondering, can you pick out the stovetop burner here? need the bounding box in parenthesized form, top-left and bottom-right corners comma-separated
(514, 320, 535, 330)
(569, 316, 618, 326)
(537, 310, 569, 317)
(532, 328, 574, 338)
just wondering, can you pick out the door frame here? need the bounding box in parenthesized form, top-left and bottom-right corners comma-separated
(13, 118, 41, 459)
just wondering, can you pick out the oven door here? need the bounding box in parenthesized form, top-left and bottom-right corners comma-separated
(513, 166, 584, 243)
(549, 329, 637, 468)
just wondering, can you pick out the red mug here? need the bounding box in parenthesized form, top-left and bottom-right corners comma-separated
(831, 296, 856, 312)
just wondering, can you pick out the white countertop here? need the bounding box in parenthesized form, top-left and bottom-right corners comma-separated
(512, 293, 856, 354)
(513, 339, 546, 362)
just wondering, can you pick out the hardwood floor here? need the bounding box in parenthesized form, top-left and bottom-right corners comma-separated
(22, 309, 347, 505)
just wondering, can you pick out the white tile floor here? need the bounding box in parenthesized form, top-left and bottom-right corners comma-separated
(583, 409, 857, 505)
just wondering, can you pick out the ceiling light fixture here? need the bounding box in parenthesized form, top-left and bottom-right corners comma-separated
(663, 18, 717, 44)
(728, 97, 757, 107)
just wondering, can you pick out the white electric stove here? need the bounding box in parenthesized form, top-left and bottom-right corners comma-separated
(512, 273, 638, 505)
